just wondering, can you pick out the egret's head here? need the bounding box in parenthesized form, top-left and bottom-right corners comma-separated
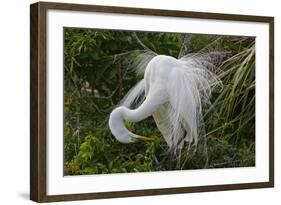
(112, 132, 154, 144)
(109, 106, 154, 144)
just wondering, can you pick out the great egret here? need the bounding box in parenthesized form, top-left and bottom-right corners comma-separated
(109, 52, 223, 150)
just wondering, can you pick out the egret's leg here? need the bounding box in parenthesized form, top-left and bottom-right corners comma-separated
(156, 146, 176, 170)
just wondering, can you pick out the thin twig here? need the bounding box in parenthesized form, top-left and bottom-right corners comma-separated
(178, 34, 192, 58)
(132, 32, 157, 55)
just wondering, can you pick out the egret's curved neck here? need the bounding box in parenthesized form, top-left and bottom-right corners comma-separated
(108, 106, 138, 143)
(109, 85, 166, 143)
(109, 105, 156, 143)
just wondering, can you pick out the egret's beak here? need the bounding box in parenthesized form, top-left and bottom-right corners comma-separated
(138, 136, 154, 141)
(131, 135, 154, 142)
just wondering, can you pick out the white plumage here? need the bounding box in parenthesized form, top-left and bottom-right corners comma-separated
(109, 53, 222, 149)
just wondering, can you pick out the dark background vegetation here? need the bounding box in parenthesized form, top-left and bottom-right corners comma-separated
(63, 28, 255, 175)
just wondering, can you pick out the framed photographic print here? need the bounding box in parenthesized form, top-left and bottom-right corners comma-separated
(30, 1, 274, 202)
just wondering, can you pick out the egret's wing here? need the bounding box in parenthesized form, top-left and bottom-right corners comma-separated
(153, 103, 190, 149)
(165, 55, 224, 148)
(167, 69, 199, 147)
(152, 104, 174, 148)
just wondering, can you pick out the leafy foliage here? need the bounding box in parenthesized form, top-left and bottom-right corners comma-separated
(63, 28, 255, 175)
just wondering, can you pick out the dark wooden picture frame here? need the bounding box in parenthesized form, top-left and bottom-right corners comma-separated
(30, 1, 274, 202)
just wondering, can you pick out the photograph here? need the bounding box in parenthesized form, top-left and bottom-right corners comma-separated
(63, 28, 256, 176)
